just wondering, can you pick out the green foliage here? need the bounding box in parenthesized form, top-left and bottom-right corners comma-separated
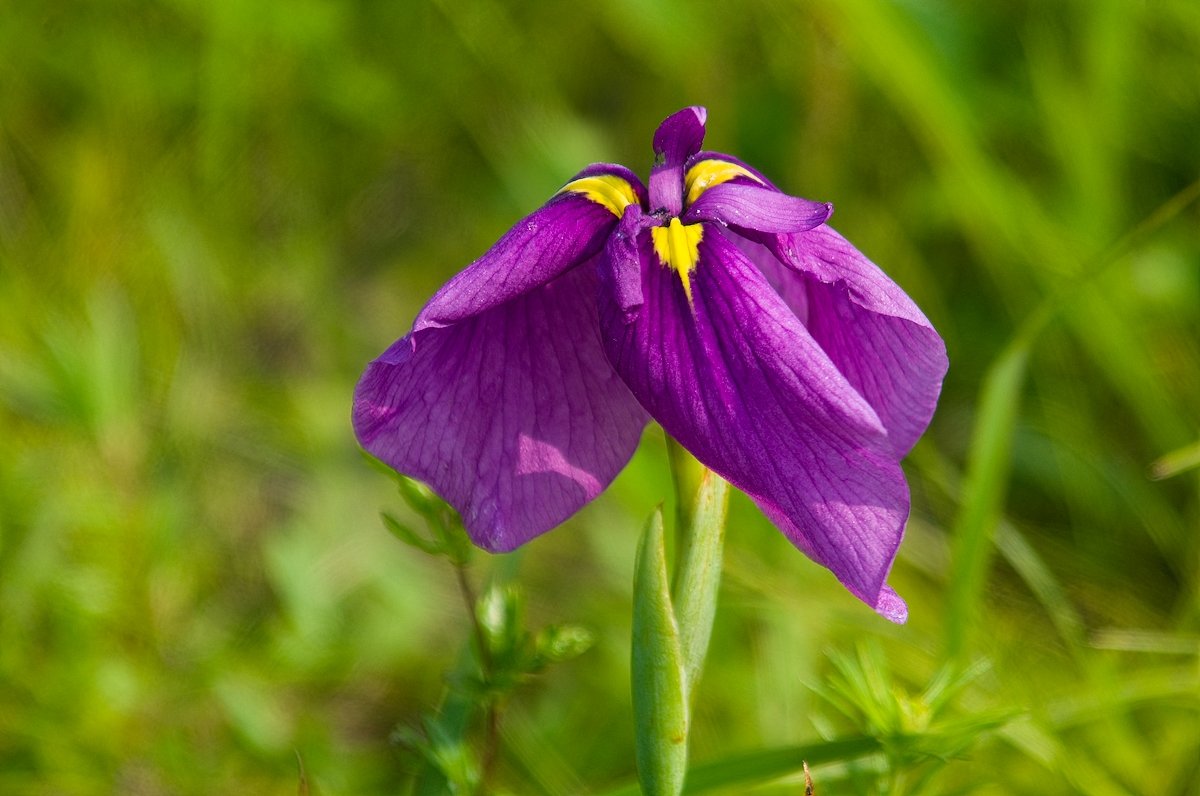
(377, 467, 474, 565)
(377, 487, 595, 795)
(810, 645, 1014, 795)
(1, 0, 1198, 793)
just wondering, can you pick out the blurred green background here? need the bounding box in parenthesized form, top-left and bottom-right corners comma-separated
(2, 0, 1199, 793)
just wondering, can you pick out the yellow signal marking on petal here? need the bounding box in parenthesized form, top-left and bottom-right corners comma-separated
(651, 218, 703, 305)
(684, 159, 764, 206)
(558, 175, 639, 217)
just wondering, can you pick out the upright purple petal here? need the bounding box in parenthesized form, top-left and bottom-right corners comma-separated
(355, 265, 648, 552)
(758, 226, 949, 457)
(649, 107, 707, 216)
(686, 151, 779, 191)
(599, 225, 911, 619)
(415, 164, 645, 333)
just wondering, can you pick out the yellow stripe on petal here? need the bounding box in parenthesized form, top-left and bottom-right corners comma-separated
(559, 175, 639, 217)
(651, 218, 703, 305)
(684, 159, 764, 207)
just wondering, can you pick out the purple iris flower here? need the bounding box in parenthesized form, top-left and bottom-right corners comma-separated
(353, 107, 947, 622)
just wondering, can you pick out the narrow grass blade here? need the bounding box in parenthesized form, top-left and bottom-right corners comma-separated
(1149, 438, 1200, 480)
(946, 331, 1038, 660)
(595, 737, 882, 796)
(993, 520, 1086, 654)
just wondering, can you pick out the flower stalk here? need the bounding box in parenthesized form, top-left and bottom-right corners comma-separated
(632, 440, 730, 795)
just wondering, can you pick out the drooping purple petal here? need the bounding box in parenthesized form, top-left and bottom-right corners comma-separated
(414, 164, 645, 333)
(650, 106, 706, 216)
(684, 181, 832, 233)
(874, 585, 909, 624)
(599, 224, 911, 619)
(354, 265, 648, 552)
(730, 234, 810, 324)
(753, 225, 949, 457)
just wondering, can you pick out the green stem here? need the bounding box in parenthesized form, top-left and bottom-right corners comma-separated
(667, 436, 706, 526)
(631, 437, 730, 795)
(671, 467, 729, 695)
(632, 508, 689, 796)
(452, 563, 499, 794)
(666, 436, 717, 600)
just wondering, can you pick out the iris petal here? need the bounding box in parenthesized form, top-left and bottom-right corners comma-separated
(686, 151, 779, 191)
(414, 164, 645, 333)
(354, 261, 648, 552)
(599, 225, 910, 619)
(684, 181, 833, 233)
(684, 158, 764, 206)
(755, 226, 949, 457)
(649, 106, 707, 216)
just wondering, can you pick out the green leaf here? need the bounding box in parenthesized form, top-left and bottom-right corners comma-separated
(421, 711, 482, 794)
(395, 473, 440, 516)
(401, 643, 482, 796)
(476, 583, 524, 663)
(532, 624, 594, 668)
(632, 507, 689, 796)
(380, 511, 444, 556)
(1149, 437, 1200, 480)
(680, 737, 882, 794)
(595, 737, 882, 796)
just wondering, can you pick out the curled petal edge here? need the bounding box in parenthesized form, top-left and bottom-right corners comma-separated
(685, 181, 833, 234)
